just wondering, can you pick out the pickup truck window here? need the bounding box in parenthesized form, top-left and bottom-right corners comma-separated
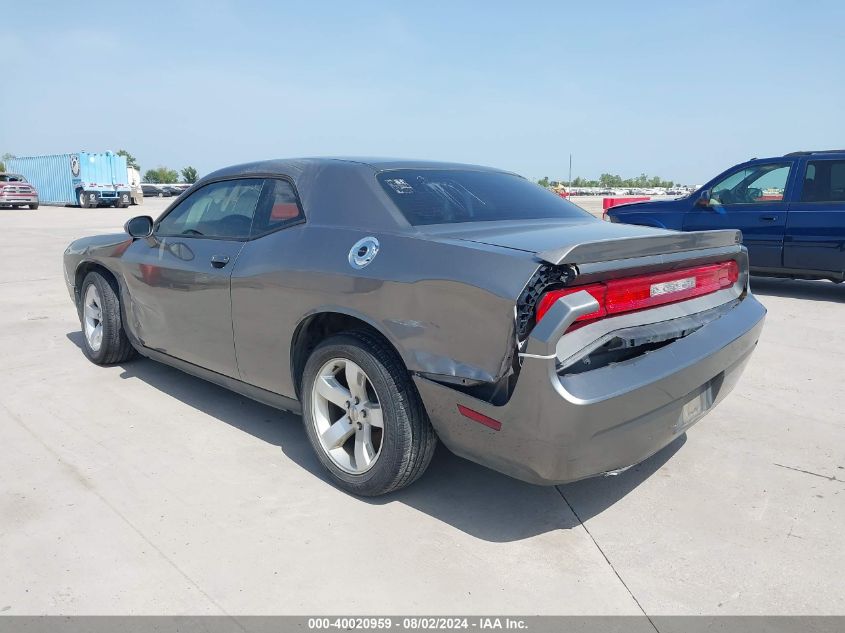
(711, 163, 790, 205)
(801, 160, 845, 202)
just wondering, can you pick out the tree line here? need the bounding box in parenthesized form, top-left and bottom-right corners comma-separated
(538, 173, 676, 189)
(116, 150, 199, 184)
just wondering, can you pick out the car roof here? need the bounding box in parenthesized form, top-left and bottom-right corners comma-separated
(192, 158, 519, 232)
(741, 150, 845, 164)
(202, 157, 515, 181)
(783, 149, 845, 157)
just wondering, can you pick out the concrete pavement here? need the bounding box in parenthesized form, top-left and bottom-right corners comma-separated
(0, 201, 842, 615)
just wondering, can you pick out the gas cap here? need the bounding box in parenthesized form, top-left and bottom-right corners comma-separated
(348, 237, 380, 269)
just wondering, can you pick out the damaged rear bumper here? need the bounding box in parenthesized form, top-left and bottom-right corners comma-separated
(413, 291, 766, 486)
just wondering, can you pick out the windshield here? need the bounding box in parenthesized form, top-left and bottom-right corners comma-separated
(377, 169, 591, 225)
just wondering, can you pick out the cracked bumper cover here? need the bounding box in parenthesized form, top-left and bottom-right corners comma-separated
(414, 291, 766, 486)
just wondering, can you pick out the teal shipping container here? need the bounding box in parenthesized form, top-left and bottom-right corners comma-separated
(7, 152, 132, 208)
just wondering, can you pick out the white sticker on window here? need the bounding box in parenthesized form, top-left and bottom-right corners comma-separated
(385, 178, 414, 194)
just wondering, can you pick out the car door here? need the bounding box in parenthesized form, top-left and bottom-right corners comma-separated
(783, 157, 845, 276)
(683, 162, 794, 269)
(229, 177, 308, 397)
(120, 178, 264, 377)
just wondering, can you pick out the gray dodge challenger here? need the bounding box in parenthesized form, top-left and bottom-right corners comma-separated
(63, 158, 766, 496)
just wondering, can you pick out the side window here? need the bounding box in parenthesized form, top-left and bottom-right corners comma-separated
(250, 178, 304, 237)
(710, 163, 791, 205)
(156, 179, 263, 239)
(801, 160, 845, 202)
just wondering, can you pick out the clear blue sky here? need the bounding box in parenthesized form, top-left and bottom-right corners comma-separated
(3, 0, 843, 184)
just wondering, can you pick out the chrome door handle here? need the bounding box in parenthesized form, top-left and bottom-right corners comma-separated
(760, 215, 778, 221)
(210, 255, 230, 268)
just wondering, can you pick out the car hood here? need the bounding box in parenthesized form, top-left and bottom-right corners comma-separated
(611, 197, 685, 211)
(66, 233, 132, 257)
(418, 219, 741, 265)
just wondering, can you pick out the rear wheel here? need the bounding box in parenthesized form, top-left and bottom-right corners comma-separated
(301, 331, 436, 496)
(117, 192, 131, 208)
(29, 203, 39, 210)
(79, 271, 136, 365)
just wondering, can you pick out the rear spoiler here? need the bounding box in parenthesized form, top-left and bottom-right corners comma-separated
(537, 229, 742, 266)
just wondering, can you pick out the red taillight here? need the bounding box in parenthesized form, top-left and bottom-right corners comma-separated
(536, 260, 739, 327)
(536, 283, 607, 323)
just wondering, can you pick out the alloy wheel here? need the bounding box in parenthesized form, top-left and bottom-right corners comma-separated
(311, 357, 384, 474)
(83, 284, 104, 351)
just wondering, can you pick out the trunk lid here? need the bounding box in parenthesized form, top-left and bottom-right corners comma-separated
(422, 219, 741, 265)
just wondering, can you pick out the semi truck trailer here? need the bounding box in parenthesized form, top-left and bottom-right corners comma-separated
(7, 152, 132, 208)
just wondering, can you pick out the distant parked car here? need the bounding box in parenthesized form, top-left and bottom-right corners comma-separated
(141, 184, 171, 198)
(0, 173, 39, 209)
(605, 150, 845, 282)
(162, 185, 187, 197)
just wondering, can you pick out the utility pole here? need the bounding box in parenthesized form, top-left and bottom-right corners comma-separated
(568, 154, 573, 189)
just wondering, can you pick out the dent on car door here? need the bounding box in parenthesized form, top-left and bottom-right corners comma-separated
(683, 162, 792, 269)
(784, 158, 845, 275)
(120, 178, 264, 377)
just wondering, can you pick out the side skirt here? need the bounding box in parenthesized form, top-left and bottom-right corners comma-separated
(136, 346, 302, 415)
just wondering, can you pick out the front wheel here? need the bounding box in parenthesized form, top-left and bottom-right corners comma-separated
(301, 331, 437, 496)
(79, 271, 136, 365)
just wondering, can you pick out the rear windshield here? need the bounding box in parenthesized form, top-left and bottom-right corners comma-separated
(377, 169, 590, 225)
(0, 174, 27, 183)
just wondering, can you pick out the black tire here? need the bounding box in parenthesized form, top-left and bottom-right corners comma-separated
(117, 192, 130, 208)
(77, 190, 91, 208)
(29, 203, 39, 210)
(301, 331, 437, 496)
(78, 271, 136, 365)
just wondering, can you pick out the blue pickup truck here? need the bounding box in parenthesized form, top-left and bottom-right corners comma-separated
(605, 150, 845, 282)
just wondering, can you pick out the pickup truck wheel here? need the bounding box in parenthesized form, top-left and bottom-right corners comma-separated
(79, 272, 136, 365)
(29, 203, 39, 210)
(302, 331, 437, 496)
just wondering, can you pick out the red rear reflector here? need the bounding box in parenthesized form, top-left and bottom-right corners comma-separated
(457, 404, 502, 431)
(536, 260, 739, 327)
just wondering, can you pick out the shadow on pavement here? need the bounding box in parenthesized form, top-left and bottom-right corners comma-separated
(557, 434, 686, 523)
(750, 276, 844, 303)
(67, 331, 683, 542)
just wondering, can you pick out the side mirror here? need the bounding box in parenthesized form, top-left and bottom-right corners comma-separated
(695, 190, 711, 208)
(125, 215, 153, 238)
